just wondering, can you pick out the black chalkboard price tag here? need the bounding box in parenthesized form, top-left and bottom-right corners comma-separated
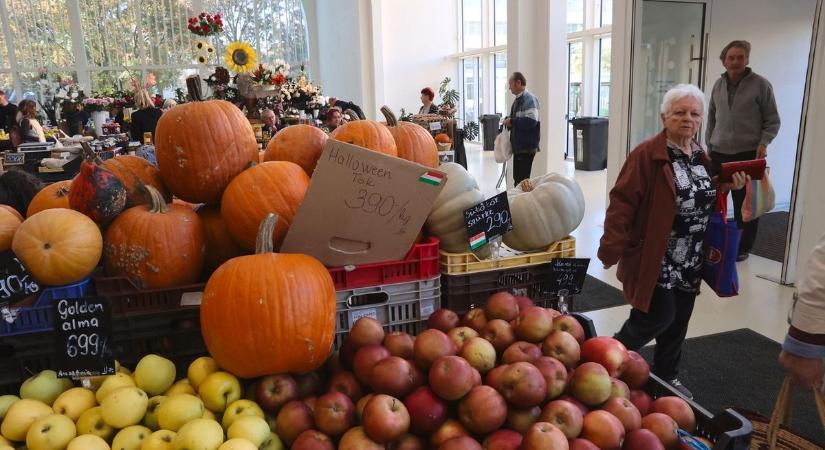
(53, 297, 115, 378)
(0, 249, 41, 307)
(546, 258, 591, 295)
(463, 192, 513, 250)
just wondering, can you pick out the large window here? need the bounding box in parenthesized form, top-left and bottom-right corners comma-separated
(598, 37, 612, 117)
(462, 0, 483, 51)
(494, 52, 507, 116)
(494, 0, 507, 46)
(462, 57, 482, 122)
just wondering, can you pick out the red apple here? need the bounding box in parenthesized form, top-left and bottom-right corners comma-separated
(461, 308, 488, 332)
(461, 336, 497, 374)
(483, 429, 523, 450)
(430, 419, 469, 448)
(295, 371, 324, 398)
(570, 362, 612, 406)
(641, 412, 679, 449)
(449, 326, 480, 351)
(534, 356, 569, 400)
(514, 295, 535, 311)
(349, 316, 386, 349)
(629, 389, 653, 416)
(388, 434, 426, 450)
(652, 396, 696, 433)
(557, 394, 590, 416)
(414, 329, 456, 370)
(370, 356, 422, 398)
(404, 386, 448, 435)
(485, 291, 520, 321)
(547, 307, 561, 318)
(362, 394, 410, 443)
(570, 439, 602, 450)
(353, 345, 391, 384)
(313, 391, 355, 437)
(483, 319, 517, 353)
(429, 355, 478, 401)
(498, 362, 547, 408)
(384, 331, 415, 359)
(328, 370, 364, 402)
(540, 399, 584, 439)
(623, 429, 665, 450)
(502, 341, 543, 364)
(428, 308, 460, 332)
(580, 336, 629, 377)
(542, 329, 581, 367)
(506, 406, 541, 434)
(582, 410, 626, 450)
(275, 400, 315, 445)
(440, 436, 482, 450)
(610, 378, 631, 400)
(339, 427, 384, 450)
(621, 351, 651, 389)
(256, 373, 299, 414)
(602, 397, 642, 432)
(457, 386, 508, 434)
(514, 306, 554, 343)
(552, 314, 586, 343)
(522, 422, 569, 450)
(356, 393, 374, 422)
(486, 364, 509, 392)
(292, 430, 334, 450)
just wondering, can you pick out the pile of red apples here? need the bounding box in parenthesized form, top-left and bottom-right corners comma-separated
(257, 292, 715, 450)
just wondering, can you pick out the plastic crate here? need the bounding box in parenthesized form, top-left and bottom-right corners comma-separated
(440, 236, 576, 275)
(94, 275, 205, 317)
(327, 237, 440, 290)
(334, 276, 440, 350)
(0, 277, 93, 337)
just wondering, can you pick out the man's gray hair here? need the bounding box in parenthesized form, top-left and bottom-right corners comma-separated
(719, 40, 751, 61)
(261, 108, 275, 116)
(660, 83, 706, 115)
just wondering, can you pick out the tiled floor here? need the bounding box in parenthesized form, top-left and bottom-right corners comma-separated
(464, 144, 795, 343)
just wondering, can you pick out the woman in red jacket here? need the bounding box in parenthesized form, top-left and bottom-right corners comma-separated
(598, 84, 748, 399)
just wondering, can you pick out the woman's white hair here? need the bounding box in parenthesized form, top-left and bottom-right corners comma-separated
(660, 83, 706, 115)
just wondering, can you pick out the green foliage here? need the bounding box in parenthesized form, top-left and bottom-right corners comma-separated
(438, 77, 460, 109)
(464, 121, 479, 141)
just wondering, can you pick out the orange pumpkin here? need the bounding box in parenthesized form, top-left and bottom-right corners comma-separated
(12, 209, 103, 286)
(0, 207, 22, 251)
(381, 106, 438, 168)
(101, 155, 171, 207)
(330, 120, 398, 157)
(201, 214, 336, 377)
(435, 133, 452, 144)
(198, 205, 246, 271)
(27, 181, 71, 217)
(155, 99, 258, 204)
(264, 125, 329, 176)
(0, 205, 23, 222)
(221, 161, 310, 252)
(104, 186, 205, 289)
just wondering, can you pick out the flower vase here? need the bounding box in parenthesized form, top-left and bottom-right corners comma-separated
(91, 111, 108, 137)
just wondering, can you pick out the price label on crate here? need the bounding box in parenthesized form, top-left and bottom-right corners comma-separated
(3, 153, 24, 165)
(463, 192, 513, 250)
(0, 250, 41, 314)
(546, 258, 591, 295)
(53, 297, 115, 378)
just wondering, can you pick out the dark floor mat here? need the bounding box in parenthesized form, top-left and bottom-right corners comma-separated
(571, 275, 626, 312)
(751, 211, 789, 262)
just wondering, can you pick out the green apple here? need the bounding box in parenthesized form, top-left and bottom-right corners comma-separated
(19, 370, 69, 406)
(100, 387, 148, 429)
(226, 416, 270, 447)
(188, 357, 220, 391)
(157, 394, 205, 432)
(0, 395, 20, 420)
(67, 434, 110, 450)
(75, 406, 114, 441)
(164, 379, 196, 397)
(173, 418, 224, 450)
(26, 413, 76, 450)
(221, 400, 265, 430)
(52, 387, 97, 421)
(111, 425, 151, 450)
(134, 355, 176, 396)
(198, 372, 241, 414)
(218, 438, 258, 450)
(1, 398, 53, 442)
(143, 395, 167, 431)
(259, 433, 285, 450)
(95, 373, 136, 403)
(142, 430, 176, 450)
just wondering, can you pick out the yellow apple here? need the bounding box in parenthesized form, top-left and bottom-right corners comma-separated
(0, 395, 19, 420)
(118, 363, 133, 375)
(142, 430, 176, 450)
(0, 436, 10, 445)
(164, 379, 196, 397)
(259, 433, 285, 450)
(226, 416, 270, 447)
(188, 357, 219, 390)
(19, 370, 69, 406)
(157, 394, 205, 432)
(76, 406, 115, 441)
(96, 373, 136, 403)
(67, 434, 110, 450)
(218, 438, 258, 450)
(0, 445, 13, 450)
(1, 398, 53, 442)
(198, 372, 241, 414)
(173, 419, 224, 450)
(134, 355, 176, 396)
(143, 395, 166, 431)
(100, 387, 149, 428)
(112, 425, 151, 450)
(53, 387, 97, 421)
(221, 400, 264, 430)
(26, 413, 76, 450)
(202, 409, 217, 421)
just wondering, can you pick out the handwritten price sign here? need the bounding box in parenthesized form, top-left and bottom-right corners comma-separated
(0, 250, 41, 308)
(463, 192, 513, 250)
(53, 297, 115, 378)
(546, 258, 590, 295)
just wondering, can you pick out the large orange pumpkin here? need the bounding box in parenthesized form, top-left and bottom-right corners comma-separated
(435, 133, 452, 144)
(380, 106, 438, 168)
(264, 125, 329, 176)
(200, 214, 336, 377)
(27, 181, 71, 217)
(155, 99, 258, 204)
(104, 186, 205, 289)
(101, 155, 171, 207)
(0, 207, 22, 252)
(198, 205, 246, 271)
(221, 161, 310, 252)
(12, 209, 103, 286)
(330, 120, 398, 157)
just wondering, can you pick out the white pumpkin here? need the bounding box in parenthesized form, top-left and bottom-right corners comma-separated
(503, 173, 585, 252)
(426, 162, 491, 257)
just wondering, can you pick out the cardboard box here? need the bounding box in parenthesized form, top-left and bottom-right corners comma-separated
(282, 140, 446, 267)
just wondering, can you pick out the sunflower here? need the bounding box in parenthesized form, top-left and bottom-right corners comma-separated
(224, 41, 257, 74)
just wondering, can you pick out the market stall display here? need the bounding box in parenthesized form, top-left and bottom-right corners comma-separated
(380, 107, 439, 168)
(26, 181, 71, 217)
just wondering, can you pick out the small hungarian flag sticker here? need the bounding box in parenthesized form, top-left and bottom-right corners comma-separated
(418, 170, 445, 186)
(469, 231, 487, 250)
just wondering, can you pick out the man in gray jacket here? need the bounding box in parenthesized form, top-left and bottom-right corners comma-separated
(706, 40, 780, 261)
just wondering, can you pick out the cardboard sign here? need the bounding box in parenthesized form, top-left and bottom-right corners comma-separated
(429, 122, 442, 131)
(463, 192, 513, 250)
(53, 297, 116, 378)
(3, 153, 24, 165)
(282, 141, 446, 266)
(0, 250, 41, 308)
(546, 258, 591, 295)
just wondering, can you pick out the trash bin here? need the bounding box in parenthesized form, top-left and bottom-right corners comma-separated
(480, 114, 502, 151)
(569, 117, 608, 171)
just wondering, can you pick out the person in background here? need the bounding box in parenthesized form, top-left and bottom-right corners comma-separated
(0, 168, 44, 217)
(598, 84, 749, 399)
(0, 90, 18, 133)
(65, 102, 90, 136)
(323, 107, 343, 133)
(419, 87, 438, 114)
(130, 89, 163, 142)
(162, 99, 177, 112)
(261, 109, 282, 135)
(328, 97, 365, 120)
(503, 72, 541, 184)
(779, 232, 825, 391)
(17, 100, 45, 143)
(706, 40, 781, 262)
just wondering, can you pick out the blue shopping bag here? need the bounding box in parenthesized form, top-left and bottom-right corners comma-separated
(703, 193, 742, 297)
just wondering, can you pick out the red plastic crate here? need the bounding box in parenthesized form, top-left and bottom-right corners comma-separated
(327, 237, 440, 290)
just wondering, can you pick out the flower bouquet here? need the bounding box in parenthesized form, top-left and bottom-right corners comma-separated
(82, 96, 114, 112)
(250, 63, 287, 90)
(280, 72, 322, 113)
(188, 12, 223, 37)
